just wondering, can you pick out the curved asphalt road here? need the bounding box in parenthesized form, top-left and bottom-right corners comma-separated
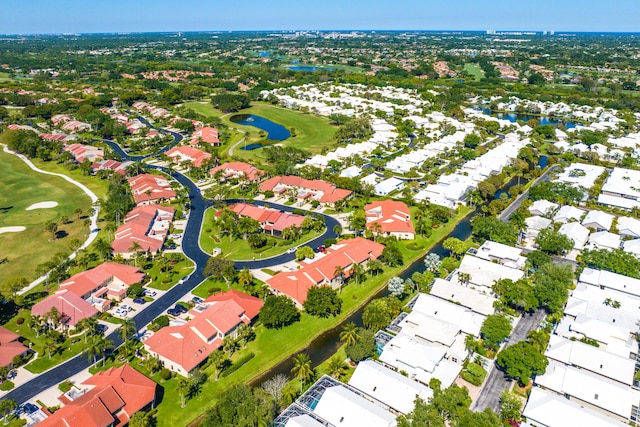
(4, 127, 339, 405)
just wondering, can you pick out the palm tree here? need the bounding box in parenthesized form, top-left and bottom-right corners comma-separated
(79, 317, 99, 343)
(119, 318, 137, 353)
(238, 268, 253, 289)
(351, 263, 365, 285)
(177, 377, 190, 408)
(367, 259, 383, 277)
(222, 336, 239, 357)
(0, 399, 17, 426)
(327, 355, 348, 379)
(99, 337, 115, 367)
(339, 322, 360, 347)
(129, 242, 142, 266)
(86, 336, 103, 365)
(44, 334, 59, 360)
(237, 323, 254, 348)
(209, 350, 228, 381)
(291, 353, 314, 392)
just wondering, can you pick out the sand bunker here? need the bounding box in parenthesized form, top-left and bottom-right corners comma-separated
(26, 201, 58, 211)
(0, 226, 26, 234)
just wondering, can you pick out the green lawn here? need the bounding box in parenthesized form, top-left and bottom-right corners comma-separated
(0, 151, 94, 281)
(145, 255, 195, 291)
(199, 207, 323, 260)
(464, 63, 484, 81)
(0, 71, 11, 81)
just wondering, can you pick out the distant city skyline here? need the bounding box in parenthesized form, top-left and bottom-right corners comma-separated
(3, 0, 640, 35)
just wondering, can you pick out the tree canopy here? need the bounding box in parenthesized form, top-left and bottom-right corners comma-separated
(303, 286, 342, 318)
(497, 341, 548, 386)
(259, 295, 300, 329)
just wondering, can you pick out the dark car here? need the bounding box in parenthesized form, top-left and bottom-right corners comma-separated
(175, 303, 188, 314)
(97, 324, 108, 333)
(133, 297, 146, 305)
(167, 308, 181, 317)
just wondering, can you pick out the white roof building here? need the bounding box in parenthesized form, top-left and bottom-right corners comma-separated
(535, 362, 640, 423)
(623, 239, 640, 256)
(339, 166, 362, 178)
(374, 177, 404, 196)
(523, 387, 629, 427)
(361, 173, 380, 187)
(579, 268, 640, 298)
(553, 205, 585, 223)
(556, 162, 606, 190)
(565, 283, 640, 331)
(454, 255, 525, 291)
(473, 240, 526, 269)
(285, 415, 326, 427)
(556, 313, 637, 358)
(529, 199, 559, 217)
(525, 216, 552, 238)
(582, 210, 615, 232)
(586, 231, 621, 251)
(430, 279, 497, 316)
(379, 334, 462, 388)
(313, 385, 397, 427)
(617, 216, 640, 239)
(348, 360, 432, 415)
(545, 334, 635, 385)
(558, 222, 590, 249)
(599, 167, 640, 211)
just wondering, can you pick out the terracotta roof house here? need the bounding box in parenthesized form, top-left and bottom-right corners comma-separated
(91, 159, 133, 176)
(144, 293, 260, 376)
(365, 200, 415, 240)
(40, 365, 156, 427)
(51, 114, 72, 126)
(164, 145, 212, 168)
(31, 289, 99, 327)
(111, 205, 175, 257)
(204, 290, 264, 321)
(267, 237, 385, 307)
(0, 326, 29, 368)
(228, 203, 305, 235)
(128, 174, 176, 205)
(40, 133, 70, 143)
(60, 262, 145, 307)
(210, 162, 265, 182)
(191, 126, 220, 145)
(260, 176, 353, 206)
(64, 143, 104, 163)
(61, 120, 92, 133)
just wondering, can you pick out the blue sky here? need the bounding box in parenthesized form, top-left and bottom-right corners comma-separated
(4, 0, 639, 34)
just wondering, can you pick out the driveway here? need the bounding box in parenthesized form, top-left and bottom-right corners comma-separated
(471, 309, 546, 413)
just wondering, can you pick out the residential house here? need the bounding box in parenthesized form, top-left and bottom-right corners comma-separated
(472, 240, 526, 269)
(451, 254, 524, 293)
(556, 162, 606, 190)
(364, 200, 415, 240)
(373, 177, 404, 197)
(111, 205, 174, 257)
(61, 120, 91, 133)
(267, 238, 384, 307)
(525, 216, 552, 239)
(312, 385, 397, 427)
(144, 291, 262, 376)
(617, 216, 640, 239)
(91, 159, 133, 176)
(597, 167, 640, 211)
(553, 205, 586, 224)
(0, 326, 29, 369)
(164, 145, 212, 168)
(260, 176, 352, 207)
(228, 203, 305, 236)
(39, 365, 156, 427)
(429, 279, 497, 316)
(32, 289, 99, 327)
(582, 210, 614, 232)
(528, 199, 559, 217)
(586, 231, 621, 251)
(191, 126, 220, 145)
(128, 174, 176, 205)
(59, 263, 145, 311)
(210, 162, 265, 182)
(348, 360, 432, 415)
(580, 268, 640, 298)
(63, 144, 104, 163)
(558, 222, 590, 249)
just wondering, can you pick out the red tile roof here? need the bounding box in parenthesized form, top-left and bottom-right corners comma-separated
(260, 176, 352, 204)
(111, 205, 174, 254)
(229, 203, 305, 233)
(165, 145, 212, 168)
(40, 365, 156, 427)
(364, 200, 415, 235)
(60, 262, 145, 299)
(128, 174, 176, 205)
(0, 326, 28, 368)
(145, 298, 254, 373)
(191, 126, 219, 145)
(31, 290, 98, 326)
(64, 143, 104, 163)
(204, 290, 264, 320)
(210, 162, 265, 182)
(267, 237, 385, 305)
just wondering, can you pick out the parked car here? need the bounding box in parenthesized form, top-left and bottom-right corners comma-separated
(167, 308, 181, 317)
(97, 324, 108, 333)
(286, 247, 296, 254)
(121, 304, 132, 312)
(143, 289, 157, 297)
(175, 304, 187, 314)
(192, 296, 203, 304)
(133, 297, 146, 305)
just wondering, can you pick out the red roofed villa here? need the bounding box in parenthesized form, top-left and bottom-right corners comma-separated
(365, 200, 415, 240)
(267, 237, 385, 307)
(31, 289, 99, 327)
(229, 203, 305, 236)
(64, 143, 104, 163)
(260, 176, 352, 207)
(111, 205, 175, 257)
(165, 145, 212, 168)
(128, 174, 176, 205)
(39, 364, 156, 427)
(0, 326, 29, 369)
(144, 290, 263, 376)
(191, 126, 220, 145)
(210, 162, 265, 182)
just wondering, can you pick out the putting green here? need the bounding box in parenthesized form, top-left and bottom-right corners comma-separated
(0, 151, 92, 281)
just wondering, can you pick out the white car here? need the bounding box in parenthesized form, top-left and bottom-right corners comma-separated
(286, 248, 296, 254)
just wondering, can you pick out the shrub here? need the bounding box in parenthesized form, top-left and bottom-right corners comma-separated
(461, 362, 487, 386)
(208, 287, 222, 295)
(16, 317, 25, 326)
(58, 380, 73, 393)
(159, 368, 172, 380)
(220, 352, 255, 378)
